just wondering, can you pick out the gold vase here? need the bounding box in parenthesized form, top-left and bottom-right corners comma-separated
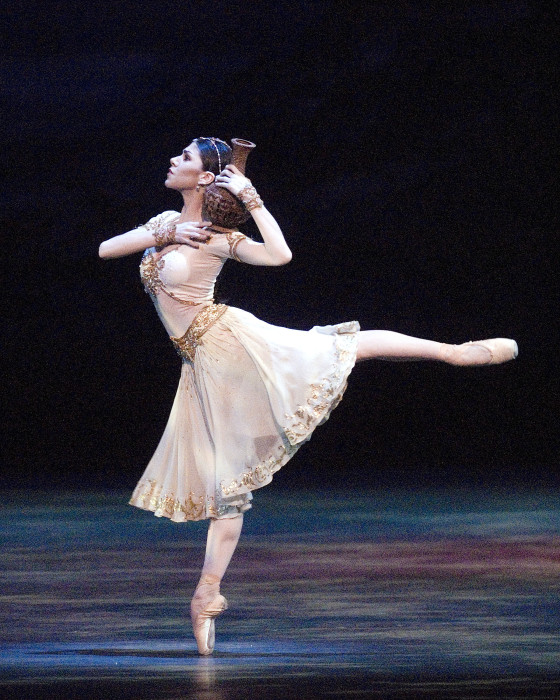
(202, 138, 256, 229)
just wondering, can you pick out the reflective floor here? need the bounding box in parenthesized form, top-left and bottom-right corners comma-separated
(1, 487, 560, 698)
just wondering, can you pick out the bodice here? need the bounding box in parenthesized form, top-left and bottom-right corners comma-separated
(138, 211, 247, 337)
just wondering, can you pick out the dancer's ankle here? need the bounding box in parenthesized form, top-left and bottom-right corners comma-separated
(197, 573, 221, 588)
(192, 574, 222, 609)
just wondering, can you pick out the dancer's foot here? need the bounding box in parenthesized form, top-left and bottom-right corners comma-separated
(190, 574, 228, 655)
(441, 338, 518, 366)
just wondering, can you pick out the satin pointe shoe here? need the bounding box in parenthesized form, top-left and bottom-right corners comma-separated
(442, 338, 518, 366)
(190, 575, 228, 656)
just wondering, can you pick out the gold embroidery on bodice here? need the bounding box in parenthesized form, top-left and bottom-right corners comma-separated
(140, 251, 165, 296)
(139, 249, 208, 306)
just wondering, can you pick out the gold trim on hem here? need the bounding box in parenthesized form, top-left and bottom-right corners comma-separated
(130, 478, 251, 521)
(283, 322, 359, 446)
(221, 321, 360, 496)
(220, 441, 299, 497)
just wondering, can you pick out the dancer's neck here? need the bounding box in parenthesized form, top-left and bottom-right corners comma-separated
(179, 191, 205, 222)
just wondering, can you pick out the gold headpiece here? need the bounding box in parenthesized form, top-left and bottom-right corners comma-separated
(198, 137, 228, 174)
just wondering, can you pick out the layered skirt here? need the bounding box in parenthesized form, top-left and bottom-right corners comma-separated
(129, 306, 359, 522)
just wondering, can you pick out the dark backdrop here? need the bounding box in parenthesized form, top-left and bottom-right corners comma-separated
(2, 1, 557, 491)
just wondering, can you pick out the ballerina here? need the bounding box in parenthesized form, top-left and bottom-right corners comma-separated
(99, 136, 517, 654)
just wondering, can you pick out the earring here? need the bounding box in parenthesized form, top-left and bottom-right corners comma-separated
(196, 185, 200, 192)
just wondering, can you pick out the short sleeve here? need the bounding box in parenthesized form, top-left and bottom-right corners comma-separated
(206, 231, 249, 262)
(139, 210, 179, 232)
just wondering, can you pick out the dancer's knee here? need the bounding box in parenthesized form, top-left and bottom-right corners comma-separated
(211, 514, 243, 541)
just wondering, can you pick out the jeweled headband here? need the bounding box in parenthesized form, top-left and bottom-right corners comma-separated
(198, 136, 228, 174)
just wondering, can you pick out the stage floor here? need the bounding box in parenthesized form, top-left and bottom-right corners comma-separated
(1, 486, 559, 698)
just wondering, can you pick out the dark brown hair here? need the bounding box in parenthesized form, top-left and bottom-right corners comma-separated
(195, 138, 232, 175)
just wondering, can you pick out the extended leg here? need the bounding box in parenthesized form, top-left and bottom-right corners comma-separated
(356, 330, 517, 365)
(191, 515, 244, 655)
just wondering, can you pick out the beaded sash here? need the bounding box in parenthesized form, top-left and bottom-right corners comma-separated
(170, 304, 229, 362)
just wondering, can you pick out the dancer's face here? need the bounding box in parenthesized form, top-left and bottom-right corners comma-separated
(166, 141, 208, 191)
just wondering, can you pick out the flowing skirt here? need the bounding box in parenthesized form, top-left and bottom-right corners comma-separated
(129, 307, 359, 522)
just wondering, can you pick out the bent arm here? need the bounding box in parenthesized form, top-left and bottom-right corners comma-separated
(234, 205, 292, 266)
(98, 227, 158, 259)
(214, 165, 292, 266)
(99, 211, 183, 259)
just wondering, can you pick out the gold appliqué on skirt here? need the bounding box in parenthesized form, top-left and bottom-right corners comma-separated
(220, 321, 359, 496)
(283, 322, 359, 445)
(131, 478, 249, 519)
(137, 478, 216, 518)
(220, 441, 299, 496)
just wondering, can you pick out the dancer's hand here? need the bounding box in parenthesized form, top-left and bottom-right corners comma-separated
(215, 165, 252, 197)
(174, 221, 213, 248)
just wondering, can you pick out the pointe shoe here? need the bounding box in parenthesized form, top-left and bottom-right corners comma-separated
(191, 575, 228, 656)
(443, 338, 518, 366)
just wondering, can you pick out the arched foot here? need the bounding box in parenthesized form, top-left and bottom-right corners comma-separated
(441, 338, 518, 366)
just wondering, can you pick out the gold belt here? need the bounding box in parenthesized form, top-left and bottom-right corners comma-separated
(170, 304, 228, 362)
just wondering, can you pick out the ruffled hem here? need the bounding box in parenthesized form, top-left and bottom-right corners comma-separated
(220, 321, 359, 498)
(283, 321, 359, 446)
(129, 478, 253, 523)
(219, 438, 299, 497)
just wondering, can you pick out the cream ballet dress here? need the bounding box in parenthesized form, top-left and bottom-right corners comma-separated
(129, 211, 360, 522)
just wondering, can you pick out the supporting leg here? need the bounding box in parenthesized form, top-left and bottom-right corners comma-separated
(356, 330, 517, 365)
(191, 515, 244, 655)
(200, 514, 244, 580)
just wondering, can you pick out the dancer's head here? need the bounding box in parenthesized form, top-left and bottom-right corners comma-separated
(166, 138, 232, 192)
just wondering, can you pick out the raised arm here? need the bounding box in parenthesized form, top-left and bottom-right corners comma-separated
(213, 166, 292, 266)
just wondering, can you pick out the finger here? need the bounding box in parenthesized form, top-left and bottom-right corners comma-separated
(176, 231, 205, 244)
